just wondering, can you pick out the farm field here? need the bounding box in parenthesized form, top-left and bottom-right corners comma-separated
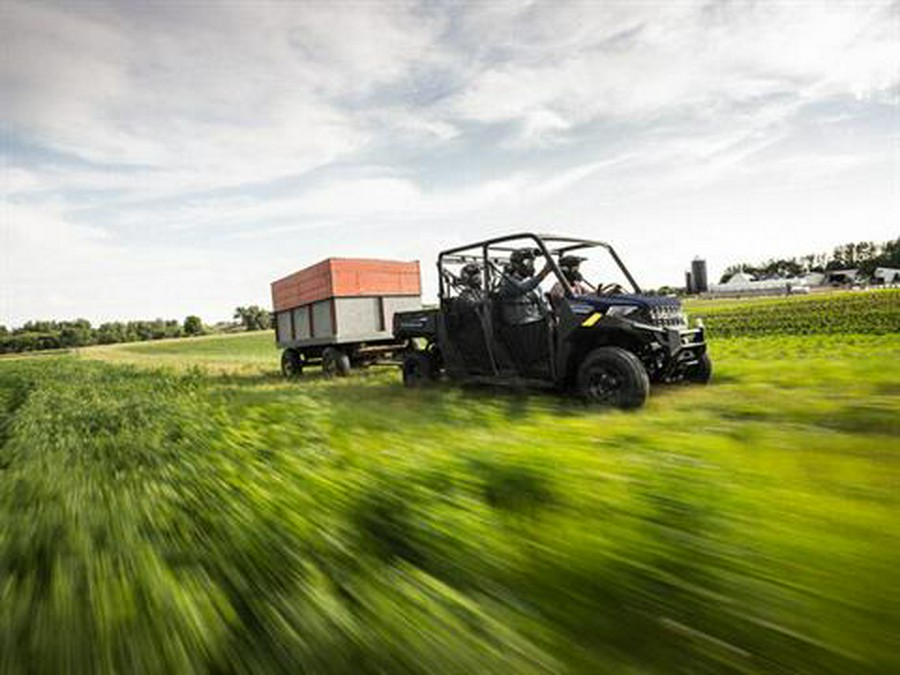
(80, 330, 277, 373)
(684, 288, 900, 337)
(1, 297, 898, 674)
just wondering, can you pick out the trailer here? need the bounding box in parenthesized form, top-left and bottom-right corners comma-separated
(272, 258, 422, 377)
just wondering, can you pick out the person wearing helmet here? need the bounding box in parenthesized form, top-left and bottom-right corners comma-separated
(449, 261, 492, 372)
(458, 262, 484, 304)
(498, 248, 553, 324)
(497, 247, 553, 376)
(550, 255, 594, 302)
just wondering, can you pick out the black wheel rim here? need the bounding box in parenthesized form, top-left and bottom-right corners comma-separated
(586, 366, 622, 403)
(405, 361, 423, 383)
(323, 357, 335, 376)
(283, 353, 300, 377)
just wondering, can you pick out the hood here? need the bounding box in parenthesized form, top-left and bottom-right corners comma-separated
(571, 293, 682, 310)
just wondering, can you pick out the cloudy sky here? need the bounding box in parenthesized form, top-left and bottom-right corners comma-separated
(1, 0, 898, 325)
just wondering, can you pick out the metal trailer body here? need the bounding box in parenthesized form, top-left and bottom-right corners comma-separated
(274, 295, 423, 349)
(272, 258, 422, 375)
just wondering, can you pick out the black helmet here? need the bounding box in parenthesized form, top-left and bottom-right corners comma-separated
(559, 255, 586, 282)
(509, 248, 537, 277)
(459, 262, 482, 288)
(559, 255, 586, 269)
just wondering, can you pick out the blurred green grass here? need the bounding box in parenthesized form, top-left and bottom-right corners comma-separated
(1, 331, 898, 674)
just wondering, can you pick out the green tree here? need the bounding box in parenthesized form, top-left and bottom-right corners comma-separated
(164, 320, 183, 339)
(149, 319, 167, 340)
(884, 238, 900, 266)
(234, 305, 270, 332)
(183, 315, 204, 336)
(59, 319, 93, 348)
(97, 322, 126, 345)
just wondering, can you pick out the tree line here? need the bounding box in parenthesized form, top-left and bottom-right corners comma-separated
(720, 237, 900, 284)
(0, 305, 272, 355)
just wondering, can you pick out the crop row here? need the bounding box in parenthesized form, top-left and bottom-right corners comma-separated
(688, 289, 900, 337)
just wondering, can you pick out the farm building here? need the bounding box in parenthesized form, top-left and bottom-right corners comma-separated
(824, 269, 861, 285)
(803, 271, 826, 286)
(874, 267, 900, 284)
(708, 272, 809, 297)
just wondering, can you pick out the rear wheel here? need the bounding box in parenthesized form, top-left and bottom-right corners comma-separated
(685, 352, 712, 384)
(402, 351, 436, 388)
(281, 349, 303, 378)
(577, 346, 649, 409)
(322, 347, 351, 378)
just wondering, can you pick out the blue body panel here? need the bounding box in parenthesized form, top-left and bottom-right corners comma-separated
(569, 294, 681, 312)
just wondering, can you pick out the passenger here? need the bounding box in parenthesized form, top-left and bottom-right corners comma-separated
(497, 248, 553, 376)
(451, 262, 491, 372)
(498, 248, 553, 325)
(550, 255, 594, 302)
(457, 262, 484, 305)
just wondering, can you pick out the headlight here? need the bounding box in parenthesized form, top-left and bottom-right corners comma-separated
(605, 305, 641, 318)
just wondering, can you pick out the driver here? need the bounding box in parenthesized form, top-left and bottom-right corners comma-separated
(550, 255, 593, 301)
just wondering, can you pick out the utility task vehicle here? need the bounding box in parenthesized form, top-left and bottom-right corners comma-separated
(393, 233, 710, 409)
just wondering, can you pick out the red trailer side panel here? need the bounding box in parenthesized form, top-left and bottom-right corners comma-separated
(271, 258, 420, 313)
(330, 259, 420, 298)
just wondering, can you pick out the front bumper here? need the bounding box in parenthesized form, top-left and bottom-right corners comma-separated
(629, 321, 707, 380)
(664, 325, 705, 358)
(630, 320, 705, 356)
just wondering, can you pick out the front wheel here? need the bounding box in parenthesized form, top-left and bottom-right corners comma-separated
(281, 349, 303, 378)
(322, 347, 351, 378)
(402, 351, 436, 388)
(577, 346, 649, 409)
(685, 352, 712, 384)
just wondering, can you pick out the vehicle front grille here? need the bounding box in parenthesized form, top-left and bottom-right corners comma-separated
(649, 305, 688, 328)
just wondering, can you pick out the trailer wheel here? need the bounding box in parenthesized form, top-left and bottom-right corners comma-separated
(281, 349, 303, 378)
(322, 347, 351, 378)
(686, 352, 712, 384)
(402, 352, 435, 387)
(577, 346, 649, 409)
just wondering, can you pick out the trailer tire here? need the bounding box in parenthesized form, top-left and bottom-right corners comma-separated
(402, 352, 435, 388)
(322, 347, 351, 378)
(281, 349, 303, 378)
(577, 346, 649, 409)
(686, 352, 712, 384)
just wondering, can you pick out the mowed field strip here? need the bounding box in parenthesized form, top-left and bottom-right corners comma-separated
(77, 329, 279, 373)
(1, 291, 898, 674)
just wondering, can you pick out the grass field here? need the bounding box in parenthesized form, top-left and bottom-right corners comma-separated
(1, 298, 898, 674)
(80, 330, 278, 373)
(683, 288, 900, 337)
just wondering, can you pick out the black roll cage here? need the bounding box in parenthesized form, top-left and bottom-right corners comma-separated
(437, 233, 642, 300)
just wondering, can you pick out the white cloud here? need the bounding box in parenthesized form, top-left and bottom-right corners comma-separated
(0, 168, 41, 197)
(451, 2, 899, 142)
(0, 200, 259, 325)
(369, 108, 461, 142)
(0, 0, 444, 191)
(95, 173, 532, 235)
(1, 1, 898, 324)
